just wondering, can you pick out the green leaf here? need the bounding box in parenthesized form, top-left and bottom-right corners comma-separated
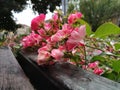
(91, 56, 106, 62)
(102, 73, 115, 81)
(114, 43, 120, 50)
(93, 22, 120, 38)
(79, 19, 92, 36)
(112, 60, 120, 72)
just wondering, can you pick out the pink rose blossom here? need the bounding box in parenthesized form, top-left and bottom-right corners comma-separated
(21, 31, 42, 48)
(66, 42, 77, 51)
(31, 14, 46, 30)
(66, 25, 86, 51)
(71, 25, 86, 41)
(37, 28, 50, 39)
(58, 45, 66, 52)
(93, 68, 104, 75)
(37, 28, 46, 36)
(68, 12, 82, 24)
(51, 49, 64, 60)
(50, 31, 63, 42)
(37, 50, 51, 65)
(61, 24, 73, 37)
(38, 44, 52, 52)
(88, 61, 99, 69)
(76, 12, 83, 18)
(52, 13, 59, 21)
(50, 24, 72, 43)
(44, 23, 52, 31)
(52, 22, 59, 33)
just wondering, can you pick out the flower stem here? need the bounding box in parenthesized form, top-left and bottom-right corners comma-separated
(83, 45, 88, 65)
(85, 44, 120, 58)
(85, 44, 105, 52)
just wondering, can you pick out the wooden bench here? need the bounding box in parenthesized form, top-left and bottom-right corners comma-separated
(0, 46, 34, 90)
(17, 50, 120, 90)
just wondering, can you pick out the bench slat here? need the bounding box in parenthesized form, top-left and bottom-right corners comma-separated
(19, 50, 120, 90)
(0, 47, 34, 90)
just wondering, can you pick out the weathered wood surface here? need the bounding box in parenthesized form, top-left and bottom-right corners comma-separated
(17, 51, 67, 90)
(18, 50, 120, 90)
(0, 47, 34, 90)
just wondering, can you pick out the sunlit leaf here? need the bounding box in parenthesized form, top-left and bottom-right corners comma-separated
(91, 56, 106, 62)
(114, 43, 120, 50)
(112, 60, 120, 72)
(93, 22, 120, 38)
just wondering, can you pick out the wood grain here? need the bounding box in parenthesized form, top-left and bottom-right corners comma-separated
(0, 47, 34, 90)
(19, 50, 120, 90)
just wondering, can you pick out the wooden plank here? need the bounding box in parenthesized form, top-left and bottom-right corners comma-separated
(0, 47, 34, 90)
(19, 50, 120, 90)
(17, 51, 68, 90)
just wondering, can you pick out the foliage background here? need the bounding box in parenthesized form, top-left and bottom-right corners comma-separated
(67, 0, 120, 31)
(0, 0, 61, 31)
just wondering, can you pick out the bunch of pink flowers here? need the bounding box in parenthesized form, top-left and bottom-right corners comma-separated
(21, 11, 104, 75)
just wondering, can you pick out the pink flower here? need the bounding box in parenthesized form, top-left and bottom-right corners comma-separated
(49, 24, 72, 43)
(52, 13, 59, 21)
(68, 12, 82, 24)
(51, 12, 62, 23)
(93, 68, 104, 75)
(61, 24, 73, 37)
(37, 28, 50, 39)
(31, 14, 46, 30)
(66, 42, 77, 51)
(88, 61, 99, 69)
(44, 23, 52, 31)
(70, 25, 86, 42)
(76, 12, 83, 18)
(51, 49, 64, 60)
(52, 22, 60, 33)
(22, 12, 91, 67)
(58, 45, 66, 52)
(21, 31, 42, 48)
(66, 25, 86, 51)
(37, 28, 46, 37)
(37, 50, 51, 65)
(38, 44, 52, 52)
(50, 30, 63, 42)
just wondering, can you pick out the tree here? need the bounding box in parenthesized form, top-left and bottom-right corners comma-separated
(31, 0, 61, 14)
(67, 0, 120, 31)
(0, 0, 61, 31)
(0, 0, 28, 31)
